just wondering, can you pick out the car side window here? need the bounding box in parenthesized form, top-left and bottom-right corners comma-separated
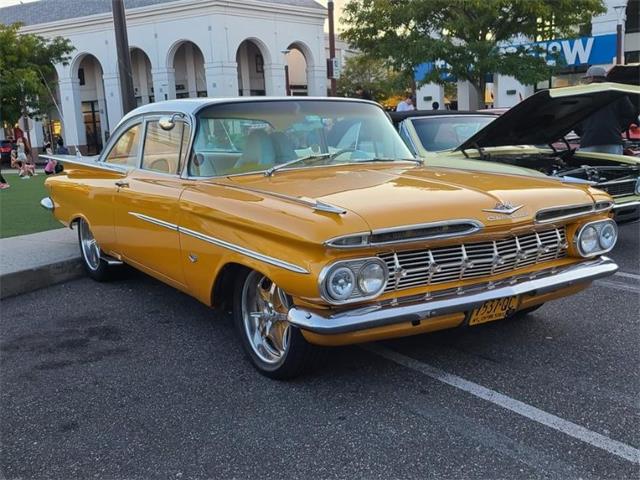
(104, 123, 142, 167)
(142, 120, 191, 174)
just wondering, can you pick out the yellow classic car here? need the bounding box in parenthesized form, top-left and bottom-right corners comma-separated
(394, 83, 640, 222)
(41, 98, 619, 378)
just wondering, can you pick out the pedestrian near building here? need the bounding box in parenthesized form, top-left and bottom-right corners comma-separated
(354, 85, 372, 100)
(575, 66, 637, 155)
(55, 137, 69, 155)
(396, 93, 415, 112)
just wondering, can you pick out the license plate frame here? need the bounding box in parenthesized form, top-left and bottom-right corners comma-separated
(469, 296, 519, 326)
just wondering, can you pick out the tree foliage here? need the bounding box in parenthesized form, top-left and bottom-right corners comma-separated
(337, 54, 412, 102)
(341, 0, 606, 108)
(0, 23, 74, 126)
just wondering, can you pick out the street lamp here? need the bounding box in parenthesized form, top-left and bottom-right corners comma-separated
(281, 49, 291, 96)
(614, 4, 626, 65)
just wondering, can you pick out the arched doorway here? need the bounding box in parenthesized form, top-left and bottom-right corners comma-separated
(74, 54, 106, 154)
(284, 42, 313, 96)
(131, 48, 153, 105)
(171, 41, 206, 98)
(236, 40, 267, 96)
(41, 67, 64, 147)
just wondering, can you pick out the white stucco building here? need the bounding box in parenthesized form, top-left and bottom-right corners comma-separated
(417, 0, 639, 110)
(1, 0, 328, 154)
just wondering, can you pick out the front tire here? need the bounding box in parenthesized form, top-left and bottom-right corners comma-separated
(233, 269, 319, 379)
(77, 218, 113, 281)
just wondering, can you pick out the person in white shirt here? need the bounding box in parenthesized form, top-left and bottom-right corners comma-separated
(396, 94, 415, 112)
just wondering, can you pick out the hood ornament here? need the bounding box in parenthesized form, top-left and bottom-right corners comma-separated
(483, 202, 524, 215)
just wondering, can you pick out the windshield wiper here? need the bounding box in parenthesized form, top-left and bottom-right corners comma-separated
(265, 154, 424, 176)
(265, 153, 334, 177)
(359, 157, 424, 165)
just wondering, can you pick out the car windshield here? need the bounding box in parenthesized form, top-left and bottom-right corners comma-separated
(410, 115, 496, 152)
(189, 100, 413, 177)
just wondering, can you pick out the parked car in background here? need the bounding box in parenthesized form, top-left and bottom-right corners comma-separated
(1, 139, 14, 165)
(41, 97, 619, 378)
(395, 83, 640, 221)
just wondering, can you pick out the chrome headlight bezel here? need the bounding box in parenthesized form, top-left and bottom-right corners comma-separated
(574, 219, 618, 257)
(320, 257, 389, 304)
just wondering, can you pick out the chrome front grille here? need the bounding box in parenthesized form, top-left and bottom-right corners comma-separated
(379, 227, 567, 293)
(597, 180, 636, 197)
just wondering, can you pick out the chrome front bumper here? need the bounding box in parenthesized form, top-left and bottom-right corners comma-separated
(288, 257, 618, 335)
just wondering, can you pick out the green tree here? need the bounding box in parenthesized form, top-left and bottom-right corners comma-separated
(341, 0, 606, 108)
(0, 23, 74, 126)
(337, 54, 412, 102)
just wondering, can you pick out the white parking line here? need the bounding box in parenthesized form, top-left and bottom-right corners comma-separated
(615, 271, 640, 281)
(365, 344, 640, 464)
(595, 279, 640, 294)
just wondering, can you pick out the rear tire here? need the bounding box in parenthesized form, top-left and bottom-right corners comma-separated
(233, 269, 320, 379)
(77, 218, 113, 282)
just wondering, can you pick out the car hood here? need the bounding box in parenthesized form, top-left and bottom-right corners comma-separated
(225, 164, 597, 231)
(456, 82, 640, 150)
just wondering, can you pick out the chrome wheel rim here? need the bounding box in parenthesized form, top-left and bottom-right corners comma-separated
(241, 271, 291, 365)
(79, 220, 101, 271)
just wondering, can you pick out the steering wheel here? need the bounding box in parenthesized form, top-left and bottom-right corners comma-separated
(148, 158, 171, 173)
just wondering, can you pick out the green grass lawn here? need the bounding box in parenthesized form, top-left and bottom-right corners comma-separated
(0, 172, 64, 238)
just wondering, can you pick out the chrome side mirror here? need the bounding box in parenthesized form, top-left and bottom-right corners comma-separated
(159, 113, 183, 131)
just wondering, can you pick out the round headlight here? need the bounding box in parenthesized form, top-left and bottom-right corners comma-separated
(357, 261, 386, 295)
(579, 225, 599, 255)
(326, 266, 355, 301)
(598, 222, 617, 250)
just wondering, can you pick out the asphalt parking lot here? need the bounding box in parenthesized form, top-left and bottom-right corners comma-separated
(1, 221, 638, 479)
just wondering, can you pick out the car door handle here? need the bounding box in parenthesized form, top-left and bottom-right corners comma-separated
(115, 181, 129, 188)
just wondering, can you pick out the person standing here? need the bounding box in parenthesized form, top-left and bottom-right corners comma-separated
(396, 94, 415, 112)
(55, 137, 69, 155)
(354, 85, 372, 100)
(575, 66, 637, 155)
(0, 169, 9, 189)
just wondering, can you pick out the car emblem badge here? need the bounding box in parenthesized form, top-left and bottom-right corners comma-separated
(482, 202, 524, 215)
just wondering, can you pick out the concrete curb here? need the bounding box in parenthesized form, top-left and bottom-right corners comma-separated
(0, 257, 84, 299)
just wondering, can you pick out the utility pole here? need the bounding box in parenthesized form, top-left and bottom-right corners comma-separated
(112, 0, 136, 114)
(614, 5, 625, 65)
(328, 0, 337, 96)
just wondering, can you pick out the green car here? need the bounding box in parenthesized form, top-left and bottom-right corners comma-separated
(393, 82, 640, 221)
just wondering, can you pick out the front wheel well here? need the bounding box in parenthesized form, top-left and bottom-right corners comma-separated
(212, 262, 250, 310)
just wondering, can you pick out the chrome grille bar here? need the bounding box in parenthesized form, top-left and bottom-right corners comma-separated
(379, 227, 567, 293)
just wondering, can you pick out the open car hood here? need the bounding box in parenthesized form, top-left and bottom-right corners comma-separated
(607, 64, 640, 85)
(456, 82, 640, 150)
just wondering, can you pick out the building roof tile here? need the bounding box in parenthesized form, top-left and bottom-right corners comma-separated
(1, 0, 324, 27)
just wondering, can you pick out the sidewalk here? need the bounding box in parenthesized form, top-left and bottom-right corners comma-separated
(0, 228, 83, 299)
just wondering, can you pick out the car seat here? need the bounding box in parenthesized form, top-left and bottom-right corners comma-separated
(234, 130, 276, 168)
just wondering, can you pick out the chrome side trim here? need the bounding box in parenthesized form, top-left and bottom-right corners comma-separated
(612, 200, 640, 210)
(38, 154, 130, 173)
(288, 257, 618, 334)
(128, 211, 309, 274)
(128, 212, 178, 231)
(179, 226, 309, 274)
(40, 197, 54, 211)
(325, 219, 484, 249)
(534, 202, 603, 224)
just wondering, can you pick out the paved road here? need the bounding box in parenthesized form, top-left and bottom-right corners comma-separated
(1, 222, 638, 479)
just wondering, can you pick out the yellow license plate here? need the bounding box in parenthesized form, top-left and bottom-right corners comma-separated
(469, 297, 519, 326)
